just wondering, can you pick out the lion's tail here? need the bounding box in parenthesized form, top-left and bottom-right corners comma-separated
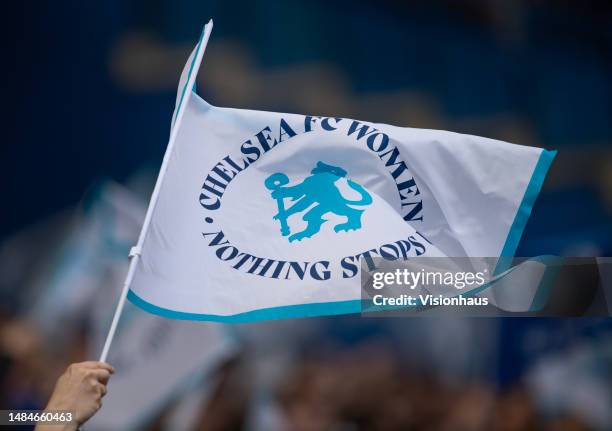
(344, 180, 373, 206)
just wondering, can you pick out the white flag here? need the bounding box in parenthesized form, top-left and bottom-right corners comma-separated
(86, 315, 235, 431)
(127, 21, 555, 322)
(28, 181, 145, 339)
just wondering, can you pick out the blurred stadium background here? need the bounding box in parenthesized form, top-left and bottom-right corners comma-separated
(2, 1, 611, 430)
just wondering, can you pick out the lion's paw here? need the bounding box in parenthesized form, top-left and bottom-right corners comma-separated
(334, 224, 359, 233)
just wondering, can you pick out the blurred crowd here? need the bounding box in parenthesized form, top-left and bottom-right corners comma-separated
(3, 0, 612, 430)
(276, 346, 595, 431)
(2, 316, 609, 431)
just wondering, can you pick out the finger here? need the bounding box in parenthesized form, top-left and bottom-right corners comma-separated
(88, 369, 111, 384)
(78, 361, 115, 374)
(88, 379, 108, 399)
(95, 382, 107, 397)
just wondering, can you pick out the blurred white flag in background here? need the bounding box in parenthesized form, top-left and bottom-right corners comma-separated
(21, 181, 236, 431)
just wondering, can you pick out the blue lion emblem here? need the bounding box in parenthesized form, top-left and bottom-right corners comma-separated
(264, 161, 372, 242)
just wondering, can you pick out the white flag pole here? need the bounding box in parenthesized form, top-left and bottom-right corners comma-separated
(99, 20, 214, 363)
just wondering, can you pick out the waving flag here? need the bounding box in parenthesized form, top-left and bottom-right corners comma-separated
(125, 20, 555, 323)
